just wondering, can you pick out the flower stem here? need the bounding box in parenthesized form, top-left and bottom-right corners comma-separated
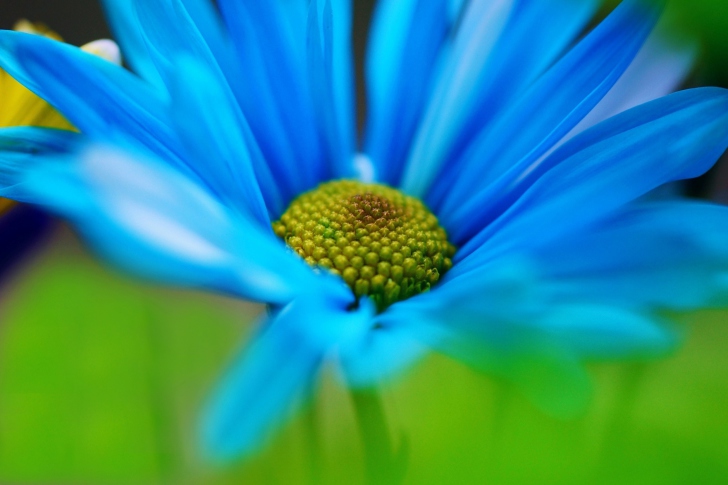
(349, 388, 404, 485)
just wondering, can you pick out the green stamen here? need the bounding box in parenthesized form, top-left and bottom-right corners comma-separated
(273, 180, 456, 311)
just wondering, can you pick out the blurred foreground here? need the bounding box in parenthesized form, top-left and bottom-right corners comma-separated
(0, 227, 726, 484)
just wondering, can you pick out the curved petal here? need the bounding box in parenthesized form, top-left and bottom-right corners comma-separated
(363, 0, 454, 184)
(537, 201, 728, 310)
(377, 249, 679, 415)
(0, 31, 187, 173)
(455, 87, 728, 262)
(307, 0, 357, 178)
(217, 0, 330, 198)
(435, 0, 660, 218)
(0, 127, 81, 202)
(201, 294, 374, 461)
(129, 0, 226, 86)
(339, 315, 431, 388)
(401, 0, 602, 197)
(380, 263, 596, 417)
(0, 141, 320, 304)
(168, 55, 274, 226)
(424, 255, 676, 360)
(446, 0, 602, 159)
(100, 0, 165, 88)
(399, 0, 516, 195)
(557, 24, 696, 145)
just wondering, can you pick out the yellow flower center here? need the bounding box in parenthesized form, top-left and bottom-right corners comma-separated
(273, 180, 455, 311)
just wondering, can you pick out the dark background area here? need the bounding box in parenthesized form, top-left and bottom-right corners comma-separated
(0, 0, 110, 45)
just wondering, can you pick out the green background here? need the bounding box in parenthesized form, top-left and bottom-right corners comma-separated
(0, 231, 726, 484)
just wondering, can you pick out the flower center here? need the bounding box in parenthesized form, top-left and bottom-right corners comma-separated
(273, 180, 456, 311)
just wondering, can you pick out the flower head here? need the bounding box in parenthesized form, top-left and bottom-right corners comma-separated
(1, 0, 728, 461)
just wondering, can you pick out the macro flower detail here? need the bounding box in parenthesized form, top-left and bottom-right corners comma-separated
(1, 0, 728, 466)
(272, 180, 455, 310)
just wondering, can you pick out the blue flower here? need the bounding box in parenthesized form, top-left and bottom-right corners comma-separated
(2, 0, 728, 461)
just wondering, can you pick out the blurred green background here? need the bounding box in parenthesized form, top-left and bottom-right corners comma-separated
(1, 231, 727, 484)
(2, 0, 728, 484)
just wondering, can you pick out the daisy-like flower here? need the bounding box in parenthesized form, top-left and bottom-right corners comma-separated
(1, 0, 728, 462)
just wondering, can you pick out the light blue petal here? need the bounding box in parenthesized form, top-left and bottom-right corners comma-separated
(379, 251, 678, 415)
(0, 127, 80, 202)
(535, 304, 677, 360)
(100, 0, 165, 88)
(201, 294, 375, 460)
(557, 24, 696, 146)
(363, 0, 453, 184)
(456, 87, 728, 264)
(0, 31, 188, 173)
(307, 0, 357, 178)
(217, 0, 329, 198)
(448, 0, 603, 155)
(330, 0, 357, 170)
(133, 0, 322, 204)
(129, 0, 222, 84)
(401, 0, 601, 197)
(436, 0, 659, 223)
(339, 314, 431, 388)
(382, 270, 596, 417)
(0, 142, 320, 304)
(425, 255, 672, 361)
(427, 0, 603, 206)
(398, 0, 516, 196)
(168, 55, 274, 226)
(538, 201, 728, 311)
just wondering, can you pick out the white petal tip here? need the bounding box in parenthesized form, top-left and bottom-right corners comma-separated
(354, 153, 376, 183)
(82, 39, 122, 65)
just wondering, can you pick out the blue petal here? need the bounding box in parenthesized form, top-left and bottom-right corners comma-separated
(129, 0, 228, 85)
(380, 251, 677, 415)
(456, 87, 728, 263)
(0, 127, 80, 202)
(307, 0, 357, 178)
(201, 294, 374, 460)
(555, 24, 696, 146)
(100, 0, 165, 88)
(533, 304, 677, 360)
(382, 268, 596, 417)
(426, 255, 675, 361)
(217, 0, 330, 198)
(330, 0, 356, 170)
(363, 0, 454, 184)
(168, 56, 275, 226)
(427, 0, 603, 206)
(0, 31, 188, 174)
(429, 259, 679, 362)
(397, 0, 516, 196)
(339, 314, 431, 388)
(0, 141, 320, 304)
(538, 201, 728, 311)
(400, 0, 601, 197)
(435, 0, 659, 220)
